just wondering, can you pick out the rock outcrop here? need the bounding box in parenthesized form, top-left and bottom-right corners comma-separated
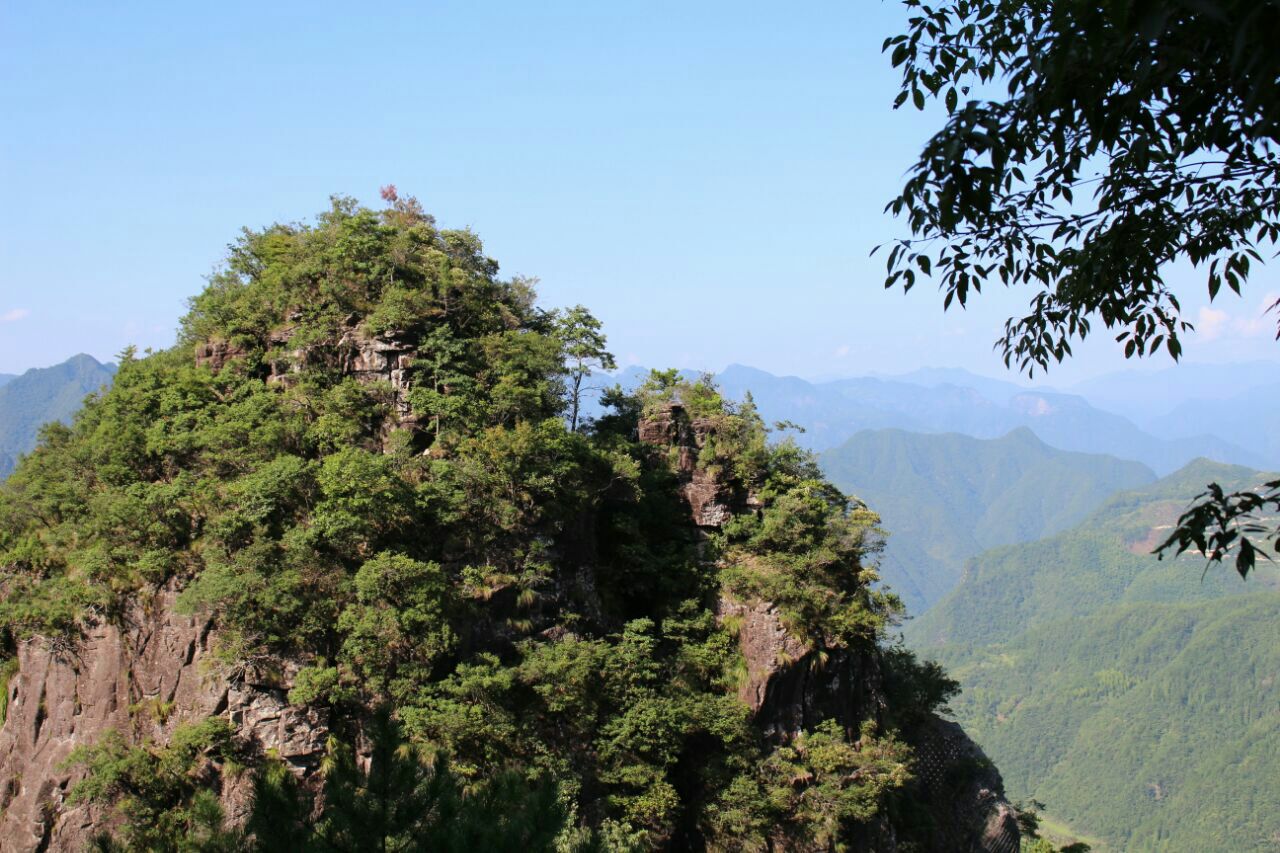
(713, 595, 1018, 852)
(194, 340, 248, 372)
(197, 324, 422, 445)
(641, 405, 1021, 853)
(0, 583, 326, 852)
(638, 402, 748, 527)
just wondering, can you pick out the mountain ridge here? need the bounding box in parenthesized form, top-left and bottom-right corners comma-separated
(586, 364, 1265, 475)
(819, 427, 1156, 613)
(0, 353, 116, 480)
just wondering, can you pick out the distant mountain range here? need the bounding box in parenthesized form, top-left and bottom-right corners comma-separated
(1067, 359, 1280, 424)
(1145, 380, 1280, 468)
(586, 362, 1273, 474)
(818, 428, 1155, 613)
(0, 374, 15, 388)
(726, 363, 1274, 474)
(0, 354, 116, 480)
(907, 460, 1280, 851)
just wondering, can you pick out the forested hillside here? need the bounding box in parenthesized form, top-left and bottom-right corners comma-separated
(910, 462, 1280, 850)
(0, 196, 1020, 852)
(819, 428, 1154, 612)
(0, 354, 115, 480)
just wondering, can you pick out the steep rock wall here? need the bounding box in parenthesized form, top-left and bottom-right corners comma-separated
(0, 583, 325, 852)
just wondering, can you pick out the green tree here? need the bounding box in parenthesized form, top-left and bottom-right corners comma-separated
(881, 0, 1280, 577)
(311, 710, 571, 853)
(312, 711, 457, 853)
(555, 305, 617, 431)
(67, 719, 245, 853)
(1156, 476, 1280, 578)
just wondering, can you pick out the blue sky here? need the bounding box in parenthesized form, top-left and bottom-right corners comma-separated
(2, 1, 1277, 382)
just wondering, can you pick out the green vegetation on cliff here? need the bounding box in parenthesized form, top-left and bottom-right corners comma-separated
(0, 196, 971, 850)
(911, 462, 1280, 851)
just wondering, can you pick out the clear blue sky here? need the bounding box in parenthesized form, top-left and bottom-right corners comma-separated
(2, 1, 1276, 382)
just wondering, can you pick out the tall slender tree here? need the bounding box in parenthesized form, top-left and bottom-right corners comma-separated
(555, 305, 616, 431)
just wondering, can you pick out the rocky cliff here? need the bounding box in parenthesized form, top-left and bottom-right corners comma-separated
(643, 401, 1020, 853)
(0, 583, 327, 850)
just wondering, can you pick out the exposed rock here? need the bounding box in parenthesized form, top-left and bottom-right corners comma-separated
(716, 596, 811, 717)
(194, 340, 248, 372)
(198, 324, 423, 448)
(717, 594, 888, 742)
(636, 403, 683, 446)
(719, 592, 1020, 853)
(0, 583, 326, 852)
(904, 718, 1023, 853)
(338, 329, 420, 437)
(638, 403, 743, 528)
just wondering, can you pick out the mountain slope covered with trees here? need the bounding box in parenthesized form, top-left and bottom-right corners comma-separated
(909, 462, 1280, 850)
(819, 428, 1154, 612)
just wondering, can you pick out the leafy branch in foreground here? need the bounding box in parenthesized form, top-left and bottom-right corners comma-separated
(880, 0, 1280, 375)
(1156, 478, 1280, 578)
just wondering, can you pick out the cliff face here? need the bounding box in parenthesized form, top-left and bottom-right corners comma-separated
(0, 583, 326, 851)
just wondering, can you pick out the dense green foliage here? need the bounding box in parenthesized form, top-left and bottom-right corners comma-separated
(819, 427, 1154, 612)
(68, 718, 245, 852)
(0, 196, 933, 849)
(0, 353, 115, 480)
(910, 461, 1280, 850)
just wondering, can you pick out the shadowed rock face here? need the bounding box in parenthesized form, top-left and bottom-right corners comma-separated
(715, 600, 1019, 853)
(0, 583, 326, 852)
(639, 405, 1021, 853)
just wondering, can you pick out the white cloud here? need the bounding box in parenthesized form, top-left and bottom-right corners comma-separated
(1196, 292, 1280, 341)
(0, 308, 30, 324)
(833, 344, 851, 358)
(1196, 306, 1228, 341)
(1232, 291, 1280, 338)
